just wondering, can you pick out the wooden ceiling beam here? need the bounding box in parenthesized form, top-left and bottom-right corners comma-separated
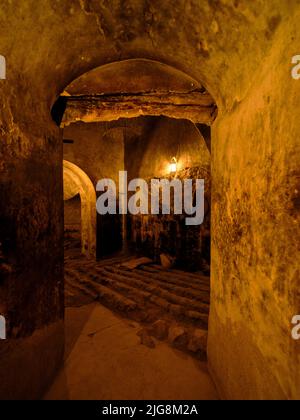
(60, 91, 217, 127)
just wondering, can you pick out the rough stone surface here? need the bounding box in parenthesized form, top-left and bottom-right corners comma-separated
(188, 329, 208, 354)
(63, 160, 97, 258)
(160, 254, 175, 269)
(63, 59, 203, 96)
(130, 166, 211, 271)
(208, 11, 300, 400)
(137, 328, 156, 349)
(62, 116, 211, 265)
(126, 117, 211, 271)
(64, 251, 210, 358)
(61, 91, 217, 126)
(168, 325, 187, 347)
(63, 122, 124, 186)
(45, 304, 218, 400)
(0, 321, 64, 400)
(149, 320, 169, 341)
(0, 0, 299, 400)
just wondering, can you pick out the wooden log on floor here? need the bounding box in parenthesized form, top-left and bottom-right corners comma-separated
(104, 265, 210, 304)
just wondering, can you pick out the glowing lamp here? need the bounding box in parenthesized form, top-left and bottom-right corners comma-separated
(169, 157, 177, 174)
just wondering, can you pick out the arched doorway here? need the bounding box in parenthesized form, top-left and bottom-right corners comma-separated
(55, 59, 215, 363)
(63, 160, 96, 259)
(1, 4, 298, 401)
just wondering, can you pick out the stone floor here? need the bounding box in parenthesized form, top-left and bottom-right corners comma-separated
(44, 249, 217, 400)
(64, 251, 210, 358)
(44, 303, 218, 400)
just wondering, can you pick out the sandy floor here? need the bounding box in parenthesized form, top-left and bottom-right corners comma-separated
(44, 303, 218, 400)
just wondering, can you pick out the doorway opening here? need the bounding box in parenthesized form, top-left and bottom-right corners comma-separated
(64, 194, 81, 254)
(63, 160, 96, 258)
(49, 58, 218, 399)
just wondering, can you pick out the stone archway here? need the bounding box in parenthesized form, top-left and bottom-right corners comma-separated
(57, 58, 217, 127)
(63, 160, 96, 258)
(1, 2, 299, 400)
(58, 58, 215, 265)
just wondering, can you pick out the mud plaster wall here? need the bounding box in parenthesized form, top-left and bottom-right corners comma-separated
(63, 159, 97, 258)
(64, 195, 81, 234)
(209, 16, 300, 400)
(63, 122, 125, 257)
(125, 117, 211, 271)
(63, 122, 124, 186)
(0, 107, 64, 399)
(64, 196, 81, 253)
(63, 117, 211, 264)
(0, 0, 299, 400)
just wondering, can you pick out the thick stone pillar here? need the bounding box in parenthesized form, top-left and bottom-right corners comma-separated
(0, 97, 64, 398)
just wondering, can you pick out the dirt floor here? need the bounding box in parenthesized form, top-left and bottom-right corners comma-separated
(44, 303, 218, 400)
(64, 242, 210, 359)
(44, 243, 217, 400)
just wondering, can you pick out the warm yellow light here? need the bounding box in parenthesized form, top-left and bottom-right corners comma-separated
(169, 157, 177, 174)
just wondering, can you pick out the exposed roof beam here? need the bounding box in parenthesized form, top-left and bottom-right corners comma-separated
(60, 91, 217, 127)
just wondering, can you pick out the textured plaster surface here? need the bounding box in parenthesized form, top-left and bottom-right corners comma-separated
(63, 122, 124, 186)
(0, 0, 299, 399)
(63, 59, 202, 95)
(209, 11, 300, 399)
(63, 160, 96, 258)
(45, 304, 217, 400)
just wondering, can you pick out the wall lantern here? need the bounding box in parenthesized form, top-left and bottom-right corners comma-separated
(169, 157, 177, 174)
